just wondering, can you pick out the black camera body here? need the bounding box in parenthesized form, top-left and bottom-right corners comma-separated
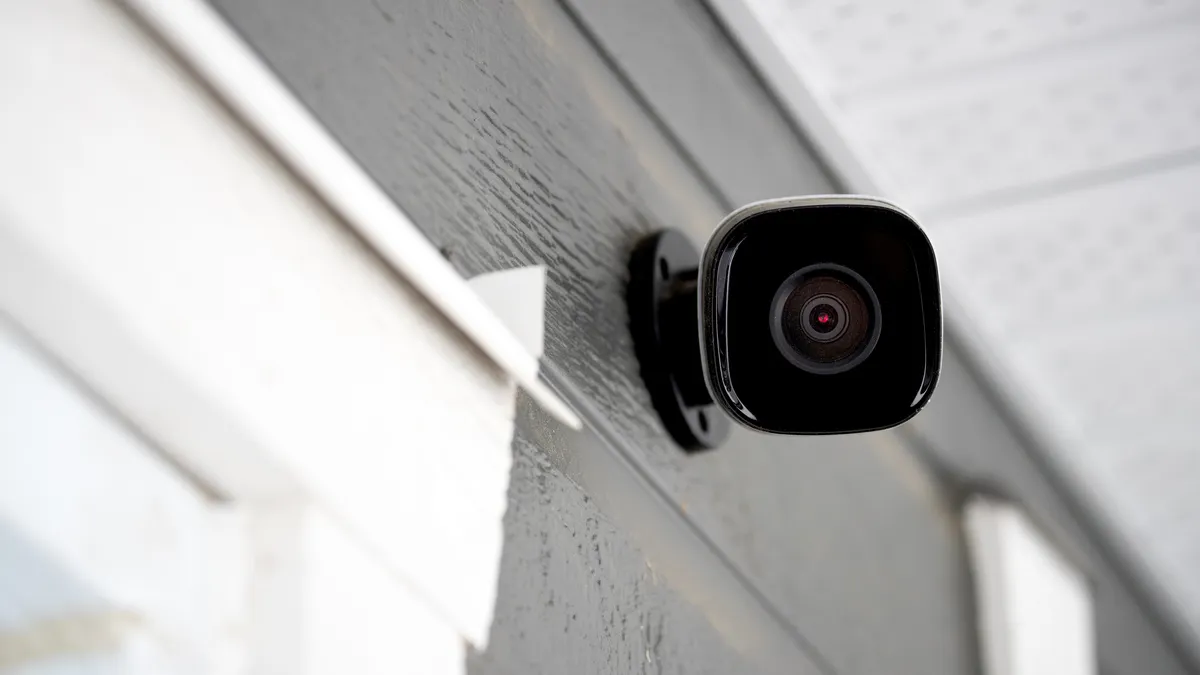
(699, 195, 941, 435)
(628, 196, 941, 450)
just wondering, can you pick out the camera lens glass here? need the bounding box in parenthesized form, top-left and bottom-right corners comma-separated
(803, 297, 846, 341)
(808, 304, 838, 334)
(770, 264, 881, 374)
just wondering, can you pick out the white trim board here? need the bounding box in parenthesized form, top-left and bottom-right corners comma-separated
(120, 0, 579, 432)
(964, 497, 1097, 675)
(0, 0, 536, 648)
(0, 320, 235, 673)
(0, 321, 466, 675)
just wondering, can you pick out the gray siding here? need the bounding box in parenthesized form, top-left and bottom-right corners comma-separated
(207, 0, 1191, 673)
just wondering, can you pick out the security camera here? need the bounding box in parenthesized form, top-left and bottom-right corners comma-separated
(627, 196, 941, 451)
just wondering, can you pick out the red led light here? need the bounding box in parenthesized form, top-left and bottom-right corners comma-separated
(817, 313, 831, 324)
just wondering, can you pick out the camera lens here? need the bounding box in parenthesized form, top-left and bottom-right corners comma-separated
(802, 297, 847, 341)
(769, 264, 881, 374)
(808, 303, 839, 335)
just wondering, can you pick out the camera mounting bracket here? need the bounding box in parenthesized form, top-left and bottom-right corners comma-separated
(627, 229, 729, 451)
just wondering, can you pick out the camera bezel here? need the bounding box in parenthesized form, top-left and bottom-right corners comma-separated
(697, 195, 942, 435)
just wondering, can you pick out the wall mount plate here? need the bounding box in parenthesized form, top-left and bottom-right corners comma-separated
(627, 229, 729, 451)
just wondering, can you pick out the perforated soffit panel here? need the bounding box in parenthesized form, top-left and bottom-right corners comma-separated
(735, 0, 1200, 650)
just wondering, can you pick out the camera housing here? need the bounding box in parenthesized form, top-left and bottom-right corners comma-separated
(700, 195, 941, 435)
(627, 195, 941, 450)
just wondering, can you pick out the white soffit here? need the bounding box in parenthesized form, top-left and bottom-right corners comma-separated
(714, 0, 1200, 650)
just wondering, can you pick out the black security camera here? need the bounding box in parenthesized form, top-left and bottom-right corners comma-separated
(628, 196, 942, 451)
